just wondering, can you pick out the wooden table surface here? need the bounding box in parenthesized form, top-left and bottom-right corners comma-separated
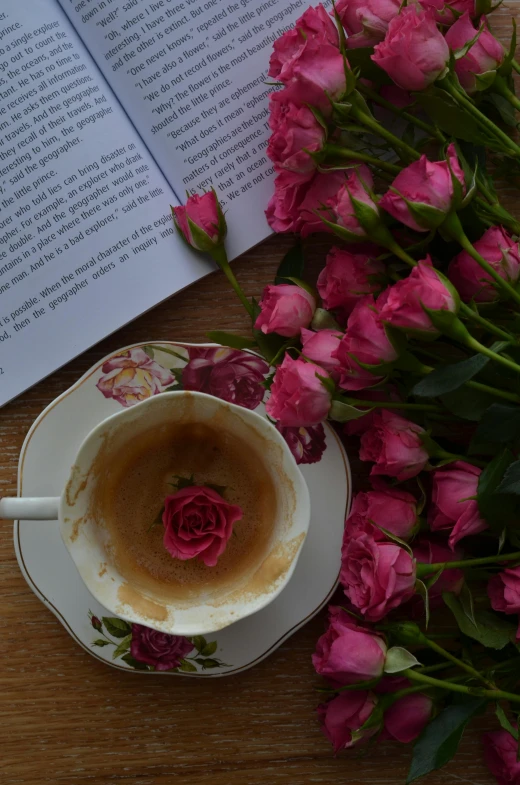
(4, 6, 520, 780)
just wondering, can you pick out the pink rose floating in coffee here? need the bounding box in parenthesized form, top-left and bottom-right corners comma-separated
(162, 486, 243, 567)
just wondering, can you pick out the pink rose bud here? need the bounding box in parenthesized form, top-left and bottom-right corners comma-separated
(267, 100, 326, 175)
(301, 328, 343, 376)
(325, 165, 379, 240)
(484, 729, 520, 785)
(383, 694, 433, 743)
(446, 14, 504, 93)
(91, 615, 102, 631)
(429, 461, 487, 549)
(318, 691, 379, 753)
(449, 226, 520, 303)
(372, 7, 450, 91)
(172, 191, 226, 252)
(333, 295, 398, 391)
(130, 624, 194, 672)
(488, 567, 520, 631)
(341, 531, 417, 621)
(317, 247, 386, 323)
(380, 144, 466, 232)
(345, 485, 419, 542)
(276, 422, 327, 465)
(359, 409, 429, 481)
(336, 0, 401, 49)
(277, 39, 347, 115)
(254, 284, 316, 338)
(299, 170, 352, 237)
(412, 537, 464, 610)
(269, 4, 339, 80)
(379, 259, 459, 337)
(312, 606, 387, 685)
(418, 0, 480, 25)
(266, 355, 332, 427)
(162, 486, 243, 567)
(266, 170, 311, 234)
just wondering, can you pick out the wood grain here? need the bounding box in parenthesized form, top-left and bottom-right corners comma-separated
(4, 6, 520, 778)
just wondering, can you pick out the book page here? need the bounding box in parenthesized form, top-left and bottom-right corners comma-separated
(58, 0, 323, 259)
(0, 0, 209, 407)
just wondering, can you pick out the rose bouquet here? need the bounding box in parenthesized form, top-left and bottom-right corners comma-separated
(172, 3, 520, 782)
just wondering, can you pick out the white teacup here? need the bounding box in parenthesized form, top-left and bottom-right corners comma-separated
(0, 391, 310, 636)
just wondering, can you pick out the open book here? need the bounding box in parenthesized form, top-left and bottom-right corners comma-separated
(0, 0, 317, 407)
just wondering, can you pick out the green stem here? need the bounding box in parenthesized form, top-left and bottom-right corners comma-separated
(385, 241, 417, 268)
(358, 84, 446, 144)
(340, 396, 444, 413)
(403, 669, 520, 704)
(459, 303, 514, 342)
(443, 79, 520, 158)
(495, 75, 520, 113)
(325, 144, 401, 175)
(422, 637, 494, 688)
(211, 246, 254, 319)
(352, 107, 420, 162)
(417, 550, 520, 577)
(466, 334, 520, 375)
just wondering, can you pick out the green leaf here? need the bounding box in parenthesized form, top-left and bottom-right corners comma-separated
(279, 276, 317, 298)
(384, 646, 420, 674)
(459, 583, 476, 628)
(147, 506, 165, 532)
(443, 592, 516, 649)
(201, 641, 218, 657)
(112, 634, 132, 660)
(206, 331, 256, 350)
(274, 242, 304, 285)
(329, 400, 373, 422)
(415, 579, 430, 628)
(143, 345, 155, 359)
(120, 653, 149, 671)
(178, 659, 197, 673)
(342, 47, 392, 83)
(253, 328, 287, 365)
(496, 703, 519, 740)
(311, 308, 342, 331)
(477, 447, 515, 525)
(475, 404, 520, 445)
(195, 657, 221, 669)
(102, 617, 132, 638)
(407, 699, 486, 783)
(441, 386, 496, 421)
(415, 88, 498, 146)
(412, 354, 491, 397)
(191, 635, 207, 653)
(92, 639, 111, 647)
(497, 460, 520, 495)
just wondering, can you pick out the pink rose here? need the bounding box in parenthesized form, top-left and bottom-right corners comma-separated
(446, 14, 504, 93)
(301, 328, 343, 376)
(269, 4, 339, 80)
(383, 694, 433, 743)
(379, 259, 458, 337)
(266, 169, 311, 234)
(429, 461, 487, 549)
(325, 165, 378, 240)
(183, 347, 268, 410)
(130, 624, 194, 671)
(267, 100, 325, 175)
(488, 568, 520, 624)
(334, 295, 398, 391)
(162, 486, 243, 567)
(313, 606, 387, 685)
(359, 409, 429, 481)
(380, 144, 465, 232)
(413, 537, 464, 609)
(372, 7, 450, 91)
(299, 170, 350, 237)
(266, 355, 332, 427)
(317, 246, 386, 322)
(276, 421, 327, 464)
(255, 284, 316, 338)
(318, 691, 379, 753)
(449, 226, 520, 303)
(341, 531, 417, 621)
(483, 729, 520, 785)
(345, 485, 418, 541)
(336, 0, 401, 48)
(418, 0, 478, 25)
(172, 191, 225, 251)
(277, 38, 347, 114)
(97, 347, 175, 407)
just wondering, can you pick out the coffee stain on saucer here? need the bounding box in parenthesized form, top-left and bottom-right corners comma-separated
(117, 583, 168, 622)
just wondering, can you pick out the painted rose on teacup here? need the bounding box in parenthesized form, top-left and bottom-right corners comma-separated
(96, 347, 174, 407)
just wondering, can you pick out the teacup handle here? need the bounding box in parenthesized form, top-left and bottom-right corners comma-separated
(0, 497, 60, 520)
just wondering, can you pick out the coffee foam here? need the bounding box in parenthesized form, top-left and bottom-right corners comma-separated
(95, 421, 278, 604)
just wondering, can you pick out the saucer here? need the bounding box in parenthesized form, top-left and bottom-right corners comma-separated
(14, 342, 351, 677)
